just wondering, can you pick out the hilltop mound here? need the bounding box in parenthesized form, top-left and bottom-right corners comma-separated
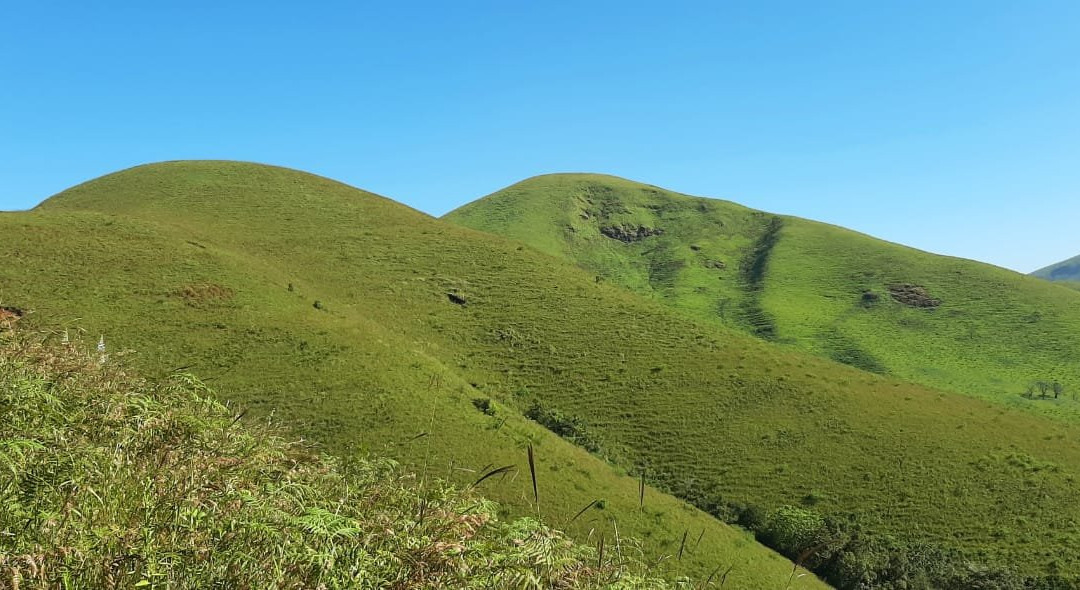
(5, 161, 1080, 586)
(445, 174, 1080, 418)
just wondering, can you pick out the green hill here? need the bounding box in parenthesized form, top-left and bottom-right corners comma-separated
(1033, 254, 1080, 282)
(445, 174, 1080, 421)
(4, 162, 1080, 587)
(2, 162, 815, 588)
(0, 329, 674, 589)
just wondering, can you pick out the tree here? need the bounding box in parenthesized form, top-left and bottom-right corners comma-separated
(1037, 381, 1051, 398)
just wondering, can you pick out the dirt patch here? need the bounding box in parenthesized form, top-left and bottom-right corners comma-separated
(177, 284, 235, 305)
(888, 284, 941, 308)
(599, 224, 663, 243)
(0, 306, 24, 327)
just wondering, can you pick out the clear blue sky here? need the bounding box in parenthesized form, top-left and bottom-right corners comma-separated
(2, 1, 1078, 272)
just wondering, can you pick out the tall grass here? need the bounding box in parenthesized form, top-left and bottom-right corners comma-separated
(0, 330, 676, 589)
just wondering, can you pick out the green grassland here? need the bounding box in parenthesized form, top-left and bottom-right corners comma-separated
(1, 330, 680, 589)
(445, 174, 1080, 420)
(1033, 254, 1080, 282)
(0, 162, 822, 588)
(4, 162, 1080, 586)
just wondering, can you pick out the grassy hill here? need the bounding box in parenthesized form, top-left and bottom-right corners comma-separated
(1, 162, 816, 588)
(445, 174, 1080, 421)
(5, 162, 1080, 586)
(1033, 254, 1080, 282)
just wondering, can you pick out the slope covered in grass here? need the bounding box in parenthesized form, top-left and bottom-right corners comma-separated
(1033, 254, 1080, 282)
(0, 162, 821, 588)
(5, 161, 1080, 586)
(0, 330, 677, 589)
(445, 174, 1080, 420)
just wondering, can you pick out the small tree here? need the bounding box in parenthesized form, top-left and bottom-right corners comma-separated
(1037, 381, 1051, 398)
(1053, 381, 1064, 399)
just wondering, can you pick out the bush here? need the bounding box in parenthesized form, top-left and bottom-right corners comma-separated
(524, 401, 603, 454)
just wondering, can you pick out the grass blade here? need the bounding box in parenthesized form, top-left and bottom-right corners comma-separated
(469, 464, 516, 489)
(527, 444, 538, 506)
(569, 499, 598, 524)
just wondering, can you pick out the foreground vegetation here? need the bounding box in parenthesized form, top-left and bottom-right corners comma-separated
(0, 330, 683, 589)
(5, 161, 1080, 587)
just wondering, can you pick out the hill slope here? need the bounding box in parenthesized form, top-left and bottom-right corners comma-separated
(0, 329, 675, 589)
(1033, 254, 1080, 282)
(5, 162, 1080, 586)
(445, 174, 1080, 420)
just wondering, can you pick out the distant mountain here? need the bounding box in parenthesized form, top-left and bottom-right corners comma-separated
(1032, 254, 1080, 282)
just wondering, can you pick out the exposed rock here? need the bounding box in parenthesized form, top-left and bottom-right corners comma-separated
(599, 224, 663, 243)
(888, 284, 941, 308)
(703, 259, 726, 270)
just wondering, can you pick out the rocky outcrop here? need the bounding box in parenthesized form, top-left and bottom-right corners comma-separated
(599, 224, 663, 243)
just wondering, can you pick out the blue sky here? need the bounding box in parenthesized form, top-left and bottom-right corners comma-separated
(2, 1, 1078, 272)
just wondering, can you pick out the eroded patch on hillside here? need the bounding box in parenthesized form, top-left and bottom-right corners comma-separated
(176, 283, 235, 305)
(0, 306, 23, 328)
(888, 284, 941, 308)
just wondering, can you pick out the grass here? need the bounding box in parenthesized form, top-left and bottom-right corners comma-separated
(444, 173, 1080, 421)
(0, 329, 678, 589)
(5, 161, 1080, 586)
(0, 162, 823, 588)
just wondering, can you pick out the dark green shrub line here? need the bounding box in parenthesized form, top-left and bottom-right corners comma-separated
(738, 216, 783, 340)
(525, 401, 605, 455)
(669, 481, 1079, 590)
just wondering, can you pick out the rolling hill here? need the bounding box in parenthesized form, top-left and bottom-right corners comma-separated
(4, 162, 1080, 587)
(445, 174, 1080, 422)
(1033, 254, 1080, 282)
